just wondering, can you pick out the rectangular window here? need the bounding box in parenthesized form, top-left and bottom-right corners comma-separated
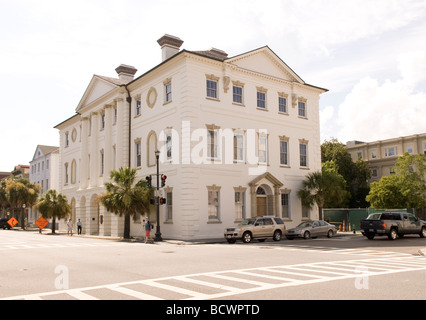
(280, 140, 288, 166)
(235, 191, 246, 220)
(100, 151, 104, 176)
(206, 80, 218, 99)
(407, 145, 413, 154)
(165, 83, 172, 102)
(234, 133, 245, 162)
(259, 135, 268, 164)
(298, 101, 306, 117)
(208, 190, 220, 220)
(136, 142, 142, 168)
(233, 86, 243, 104)
(136, 99, 142, 116)
(384, 147, 398, 157)
(208, 130, 219, 160)
(166, 192, 173, 221)
(302, 203, 310, 219)
(257, 91, 266, 109)
(300, 143, 308, 167)
(281, 194, 289, 219)
(371, 150, 377, 159)
(279, 97, 287, 113)
(101, 113, 105, 130)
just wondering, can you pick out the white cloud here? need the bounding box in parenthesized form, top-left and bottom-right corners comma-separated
(329, 51, 426, 143)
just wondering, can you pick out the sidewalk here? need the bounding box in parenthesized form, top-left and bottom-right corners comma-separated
(10, 227, 361, 244)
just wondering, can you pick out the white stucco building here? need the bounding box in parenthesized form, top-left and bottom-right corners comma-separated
(29, 145, 59, 225)
(55, 35, 327, 240)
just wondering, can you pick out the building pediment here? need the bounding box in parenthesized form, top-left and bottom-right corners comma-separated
(226, 46, 305, 84)
(249, 172, 283, 188)
(76, 75, 122, 113)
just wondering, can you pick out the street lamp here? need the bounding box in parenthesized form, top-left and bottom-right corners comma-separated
(154, 150, 163, 242)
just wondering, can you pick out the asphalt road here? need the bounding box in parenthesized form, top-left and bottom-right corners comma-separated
(0, 230, 425, 301)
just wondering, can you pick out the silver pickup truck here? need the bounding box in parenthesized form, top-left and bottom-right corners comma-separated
(360, 212, 426, 240)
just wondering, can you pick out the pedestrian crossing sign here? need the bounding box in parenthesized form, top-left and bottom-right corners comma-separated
(8, 217, 18, 228)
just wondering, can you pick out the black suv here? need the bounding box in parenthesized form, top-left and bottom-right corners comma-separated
(0, 218, 12, 230)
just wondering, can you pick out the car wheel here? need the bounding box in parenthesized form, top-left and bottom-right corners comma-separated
(273, 230, 282, 241)
(420, 227, 426, 238)
(242, 232, 252, 243)
(303, 231, 311, 239)
(327, 230, 334, 238)
(388, 228, 398, 240)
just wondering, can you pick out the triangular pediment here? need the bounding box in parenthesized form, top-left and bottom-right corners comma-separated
(31, 145, 59, 162)
(249, 172, 283, 188)
(226, 46, 304, 84)
(76, 75, 122, 113)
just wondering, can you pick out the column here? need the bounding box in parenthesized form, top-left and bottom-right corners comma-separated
(79, 117, 89, 190)
(104, 104, 113, 178)
(90, 111, 99, 187)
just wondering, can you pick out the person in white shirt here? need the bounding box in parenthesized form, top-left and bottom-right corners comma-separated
(67, 219, 73, 236)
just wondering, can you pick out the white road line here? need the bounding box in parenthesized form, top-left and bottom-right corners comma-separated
(2, 256, 425, 301)
(106, 286, 162, 300)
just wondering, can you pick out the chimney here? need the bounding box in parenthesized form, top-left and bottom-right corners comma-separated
(157, 34, 184, 61)
(115, 64, 138, 82)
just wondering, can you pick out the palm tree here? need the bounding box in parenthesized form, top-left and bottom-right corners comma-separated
(99, 167, 152, 239)
(4, 178, 41, 229)
(298, 170, 349, 220)
(36, 190, 71, 234)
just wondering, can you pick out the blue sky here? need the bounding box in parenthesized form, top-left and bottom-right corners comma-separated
(1, 0, 425, 171)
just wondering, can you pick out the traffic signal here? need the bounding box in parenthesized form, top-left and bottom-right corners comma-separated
(159, 197, 167, 205)
(146, 176, 152, 188)
(161, 174, 167, 188)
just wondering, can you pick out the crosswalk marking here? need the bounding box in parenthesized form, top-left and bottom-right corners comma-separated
(3, 256, 425, 301)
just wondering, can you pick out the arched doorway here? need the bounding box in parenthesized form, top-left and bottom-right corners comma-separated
(256, 185, 273, 216)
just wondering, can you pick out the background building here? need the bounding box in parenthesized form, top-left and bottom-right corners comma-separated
(55, 35, 327, 240)
(346, 133, 426, 183)
(28, 145, 59, 225)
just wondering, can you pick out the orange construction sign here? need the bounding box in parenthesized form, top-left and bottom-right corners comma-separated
(8, 217, 18, 228)
(35, 217, 49, 230)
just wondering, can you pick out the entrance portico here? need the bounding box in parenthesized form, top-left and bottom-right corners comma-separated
(249, 172, 283, 217)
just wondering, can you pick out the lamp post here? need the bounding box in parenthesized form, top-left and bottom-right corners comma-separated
(154, 150, 163, 242)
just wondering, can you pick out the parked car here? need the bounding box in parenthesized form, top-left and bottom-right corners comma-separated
(360, 212, 426, 240)
(0, 218, 12, 230)
(285, 220, 337, 240)
(224, 216, 286, 243)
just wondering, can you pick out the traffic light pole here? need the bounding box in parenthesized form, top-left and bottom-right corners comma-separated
(154, 150, 163, 242)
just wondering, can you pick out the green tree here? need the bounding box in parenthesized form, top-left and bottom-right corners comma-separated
(36, 190, 71, 234)
(4, 178, 41, 228)
(298, 167, 350, 220)
(99, 167, 152, 239)
(321, 139, 371, 207)
(367, 153, 426, 209)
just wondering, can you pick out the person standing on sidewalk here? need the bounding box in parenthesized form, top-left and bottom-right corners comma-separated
(67, 219, 73, 236)
(144, 217, 154, 244)
(77, 219, 82, 235)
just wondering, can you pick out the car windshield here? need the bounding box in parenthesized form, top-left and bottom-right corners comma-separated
(241, 219, 256, 225)
(297, 221, 313, 228)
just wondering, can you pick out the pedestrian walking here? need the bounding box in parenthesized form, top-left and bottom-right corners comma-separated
(77, 219, 82, 235)
(144, 217, 154, 244)
(67, 219, 73, 236)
